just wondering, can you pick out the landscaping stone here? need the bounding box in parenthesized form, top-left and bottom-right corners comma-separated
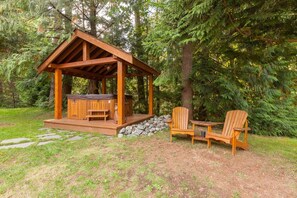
(38, 134, 62, 140)
(119, 128, 126, 134)
(67, 136, 83, 141)
(118, 115, 170, 137)
(134, 129, 143, 135)
(38, 128, 49, 131)
(0, 142, 34, 149)
(150, 128, 156, 133)
(37, 133, 57, 138)
(37, 141, 54, 146)
(1, 138, 31, 145)
(0, 131, 94, 150)
(137, 125, 145, 130)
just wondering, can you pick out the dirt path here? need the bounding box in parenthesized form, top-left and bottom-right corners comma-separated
(132, 136, 297, 198)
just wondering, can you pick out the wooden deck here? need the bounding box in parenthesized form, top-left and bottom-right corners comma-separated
(44, 114, 153, 136)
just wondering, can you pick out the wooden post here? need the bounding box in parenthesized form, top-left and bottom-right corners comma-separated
(82, 41, 90, 61)
(148, 75, 154, 115)
(117, 61, 126, 125)
(102, 78, 106, 94)
(54, 68, 62, 119)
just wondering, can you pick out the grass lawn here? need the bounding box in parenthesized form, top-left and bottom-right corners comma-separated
(0, 108, 297, 197)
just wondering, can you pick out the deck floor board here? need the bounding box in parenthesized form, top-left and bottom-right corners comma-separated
(44, 114, 153, 136)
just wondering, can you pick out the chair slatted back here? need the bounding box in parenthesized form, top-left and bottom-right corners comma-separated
(222, 110, 248, 138)
(172, 107, 189, 129)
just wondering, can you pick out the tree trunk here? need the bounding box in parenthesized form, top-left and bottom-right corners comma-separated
(63, 75, 72, 99)
(0, 78, 3, 105)
(110, 78, 115, 94)
(62, 4, 73, 105)
(181, 42, 194, 119)
(155, 85, 160, 115)
(136, 76, 146, 113)
(87, 0, 99, 94)
(48, 74, 55, 108)
(133, 3, 147, 113)
(197, 48, 208, 120)
(9, 81, 17, 108)
(88, 80, 99, 94)
(89, 0, 97, 36)
(48, 6, 62, 108)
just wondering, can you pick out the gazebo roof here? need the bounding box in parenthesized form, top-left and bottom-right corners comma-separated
(37, 29, 159, 80)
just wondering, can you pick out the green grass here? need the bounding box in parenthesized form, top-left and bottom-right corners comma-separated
(0, 107, 297, 197)
(0, 108, 52, 140)
(250, 134, 297, 165)
(0, 108, 173, 197)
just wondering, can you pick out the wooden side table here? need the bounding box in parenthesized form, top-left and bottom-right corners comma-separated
(190, 120, 224, 143)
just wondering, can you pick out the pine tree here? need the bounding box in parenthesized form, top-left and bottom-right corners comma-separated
(146, 0, 297, 136)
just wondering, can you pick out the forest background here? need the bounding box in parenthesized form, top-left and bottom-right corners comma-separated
(0, 0, 296, 137)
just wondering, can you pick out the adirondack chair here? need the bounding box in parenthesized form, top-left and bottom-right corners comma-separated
(166, 107, 195, 142)
(191, 110, 250, 155)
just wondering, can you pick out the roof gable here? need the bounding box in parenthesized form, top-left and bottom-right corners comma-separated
(37, 29, 159, 77)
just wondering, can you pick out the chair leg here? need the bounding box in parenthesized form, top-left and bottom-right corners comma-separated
(192, 136, 194, 145)
(170, 132, 172, 142)
(232, 144, 236, 155)
(207, 139, 211, 148)
(232, 138, 236, 156)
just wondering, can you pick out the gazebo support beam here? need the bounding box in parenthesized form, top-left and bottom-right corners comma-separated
(117, 61, 126, 125)
(54, 69, 62, 119)
(148, 75, 154, 115)
(83, 41, 90, 61)
(50, 57, 117, 69)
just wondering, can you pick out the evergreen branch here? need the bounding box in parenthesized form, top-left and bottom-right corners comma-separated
(222, 0, 288, 45)
(49, 1, 83, 30)
(96, 3, 108, 15)
(222, 0, 252, 38)
(73, 2, 90, 20)
(287, 39, 297, 43)
(45, 36, 61, 39)
(96, 8, 130, 37)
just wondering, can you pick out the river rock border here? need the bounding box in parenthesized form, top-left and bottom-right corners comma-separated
(118, 115, 170, 137)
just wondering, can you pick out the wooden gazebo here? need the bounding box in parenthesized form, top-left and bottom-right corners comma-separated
(38, 29, 159, 135)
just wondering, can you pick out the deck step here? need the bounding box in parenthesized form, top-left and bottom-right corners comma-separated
(86, 115, 108, 118)
(88, 109, 109, 113)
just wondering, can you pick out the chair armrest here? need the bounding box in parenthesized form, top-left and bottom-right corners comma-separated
(233, 127, 251, 132)
(190, 120, 224, 127)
